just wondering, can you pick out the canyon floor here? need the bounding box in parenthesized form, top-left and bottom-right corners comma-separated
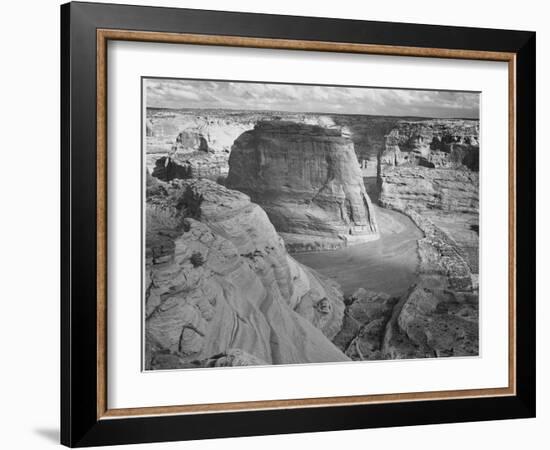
(292, 206, 422, 297)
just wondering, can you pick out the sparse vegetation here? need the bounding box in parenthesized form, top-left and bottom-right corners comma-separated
(190, 252, 205, 267)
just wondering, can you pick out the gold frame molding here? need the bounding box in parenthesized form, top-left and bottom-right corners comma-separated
(96, 29, 517, 420)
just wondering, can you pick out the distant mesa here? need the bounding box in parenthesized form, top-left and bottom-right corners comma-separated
(226, 120, 379, 252)
(148, 114, 256, 182)
(151, 125, 232, 182)
(172, 130, 210, 154)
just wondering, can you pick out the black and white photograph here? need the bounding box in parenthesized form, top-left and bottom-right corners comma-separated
(0, 0, 542, 447)
(143, 79, 480, 370)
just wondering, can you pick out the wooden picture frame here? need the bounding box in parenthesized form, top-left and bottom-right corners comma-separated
(61, 1, 535, 447)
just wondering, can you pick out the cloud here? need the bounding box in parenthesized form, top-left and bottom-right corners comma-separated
(145, 79, 479, 119)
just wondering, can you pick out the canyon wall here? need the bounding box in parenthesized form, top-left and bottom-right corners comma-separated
(146, 110, 439, 198)
(333, 119, 480, 359)
(380, 119, 479, 170)
(145, 177, 348, 370)
(147, 110, 339, 182)
(378, 119, 479, 271)
(225, 121, 379, 252)
(146, 112, 481, 363)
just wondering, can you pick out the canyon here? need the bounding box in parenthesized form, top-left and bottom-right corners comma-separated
(145, 108, 480, 368)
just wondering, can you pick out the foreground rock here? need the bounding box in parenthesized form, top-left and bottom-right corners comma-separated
(333, 289, 399, 360)
(145, 178, 348, 369)
(148, 348, 268, 370)
(383, 284, 478, 359)
(226, 121, 379, 252)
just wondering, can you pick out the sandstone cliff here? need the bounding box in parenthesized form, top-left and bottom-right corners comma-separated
(332, 118, 479, 360)
(152, 152, 229, 182)
(378, 119, 479, 273)
(380, 119, 479, 171)
(146, 110, 339, 180)
(225, 121, 379, 252)
(146, 111, 254, 156)
(145, 178, 348, 370)
(379, 166, 479, 215)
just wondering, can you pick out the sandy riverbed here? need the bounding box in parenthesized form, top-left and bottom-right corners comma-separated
(292, 206, 422, 297)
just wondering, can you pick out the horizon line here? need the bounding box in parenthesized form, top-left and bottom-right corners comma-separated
(145, 106, 480, 121)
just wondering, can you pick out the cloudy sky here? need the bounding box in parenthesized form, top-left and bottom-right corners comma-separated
(145, 78, 479, 119)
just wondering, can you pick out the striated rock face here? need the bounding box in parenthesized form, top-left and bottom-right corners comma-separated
(146, 111, 254, 156)
(146, 110, 340, 179)
(333, 118, 480, 361)
(379, 166, 479, 214)
(145, 178, 348, 370)
(146, 112, 255, 182)
(152, 152, 229, 182)
(332, 116, 401, 180)
(379, 119, 479, 267)
(380, 119, 479, 171)
(226, 121, 379, 252)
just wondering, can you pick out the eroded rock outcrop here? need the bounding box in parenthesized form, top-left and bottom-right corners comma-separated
(380, 120, 479, 171)
(145, 178, 348, 369)
(152, 152, 229, 182)
(378, 119, 479, 271)
(146, 112, 255, 182)
(226, 121, 378, 252)
(379, 208, 479, 358)
(146, 110, 340, 179)
(333, 289, 399, 360)
(146, 112, 254, 156)
(333, 118, 480, 360)
(379, 166, 479, 215)
(382, 284, 478, 359)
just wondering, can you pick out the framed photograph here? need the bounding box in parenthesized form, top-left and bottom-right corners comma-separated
(61, 1, 536, 447)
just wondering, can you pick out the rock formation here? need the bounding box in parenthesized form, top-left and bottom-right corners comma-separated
(380, 119, 479, 171)
(152, 152, 229, 182)
(146, 112, 255, 182)
(226, 120, 379, 252)
(145, 110, 340, 179)
(145, 112, 481, 364)
(332, 116, 401, 173)
(380, 208, 479, 358)
(333, 289, 399, 360)
(145, 177, 348, 370)
(332, 118, 480, 360)
(378, 120, 479, 274)
(146, 111, 254, 156)
(379, 166, 479, 214)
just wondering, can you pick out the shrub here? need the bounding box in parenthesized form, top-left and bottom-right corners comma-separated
(190, 252, 205, 267)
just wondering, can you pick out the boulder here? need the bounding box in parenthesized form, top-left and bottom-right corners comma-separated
(333, 288, 399, 360)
